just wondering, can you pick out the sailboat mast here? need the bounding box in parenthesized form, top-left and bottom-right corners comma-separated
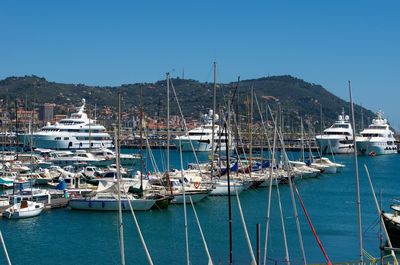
(15, 100, 19, 160)
(225, 122, 233, 265)
(301, 118, 304, 162)
(211, 62, 217, 178)
(116, 92, 125, 265)
(166, 73, 170, 172)
(139, 86, 144, 193)
(349, 81, 363, 264)
(178, 139, 190, 265)
(166, 72, 172, 193)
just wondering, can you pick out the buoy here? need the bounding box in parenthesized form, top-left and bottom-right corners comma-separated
(194, 182, 200, 188)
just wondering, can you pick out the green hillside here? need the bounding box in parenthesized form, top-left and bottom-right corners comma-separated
(0, 75, 375, 131)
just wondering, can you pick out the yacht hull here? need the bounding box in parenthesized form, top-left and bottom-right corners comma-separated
(18, 134, 113, 150)
(356, 141, 397, 155)
(173, 139, 229, 152)
(315, 138, 354, 154)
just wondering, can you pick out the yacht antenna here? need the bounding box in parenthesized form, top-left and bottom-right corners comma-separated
(349, 81, 363, 264)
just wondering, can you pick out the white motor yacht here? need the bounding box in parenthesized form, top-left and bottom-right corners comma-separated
(18, 99, 113, 150)
(356, 111, 397, 155)
(315, 111, 353, 154)
(173, 110, 233, 152)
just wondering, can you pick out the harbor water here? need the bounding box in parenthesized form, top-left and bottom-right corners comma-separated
(1, 148, 399, 264)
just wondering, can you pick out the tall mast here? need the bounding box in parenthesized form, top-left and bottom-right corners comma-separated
(89, 106, 92, 152)
(15, 100, 19, 159)
(211, 62, 217, 178)
(300, 118, 304, 162)
(250, 87, 253, 178)
(319, 103, 323, 136)
(139, 86, 143, 193)
(116, 92, 125, 265)
(349, 81, 363, 264)
(166, 73, 170, 173)
(225, 121, 233, 265)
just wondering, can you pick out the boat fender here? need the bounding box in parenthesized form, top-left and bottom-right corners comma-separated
(105, 156, 111, 160)
(194, 182, 200, 188)
(102, 202, 105, 208)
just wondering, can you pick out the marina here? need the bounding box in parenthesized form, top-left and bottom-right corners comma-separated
(0, 148, 399, 264)
(2, 1, 400, 264)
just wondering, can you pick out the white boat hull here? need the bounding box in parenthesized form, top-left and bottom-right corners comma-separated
(69, 198, 155, 211)
(315, 137, 354, 154)
(209, 181, 245, 196)
(3, 202, 44, 219)
(173, 139, 230, 152)
(356, 140, 397, 155)
(18, 134, 113, 150)
(170, 191, 209, 204)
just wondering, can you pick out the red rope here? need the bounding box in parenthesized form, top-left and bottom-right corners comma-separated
(294, 184, 332, 265)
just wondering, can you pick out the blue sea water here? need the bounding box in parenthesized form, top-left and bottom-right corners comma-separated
(0, 149, 399, 265)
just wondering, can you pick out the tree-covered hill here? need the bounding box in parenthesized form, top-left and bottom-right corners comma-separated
(0, 75, 376, 131)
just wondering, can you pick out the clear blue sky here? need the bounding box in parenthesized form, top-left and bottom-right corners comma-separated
(1, 1, 399, 128)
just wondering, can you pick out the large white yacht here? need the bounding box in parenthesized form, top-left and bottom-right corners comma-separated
(173, 110, 233, 152)
(356, 111, 397, 155)
(19, 99, 113, 150)
(315, 111, 354, 154)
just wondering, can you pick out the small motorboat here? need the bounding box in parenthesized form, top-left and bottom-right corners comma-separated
(3, 200, 44, 219)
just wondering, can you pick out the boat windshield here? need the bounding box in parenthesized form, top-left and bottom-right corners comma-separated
(332, 124, 349, 129)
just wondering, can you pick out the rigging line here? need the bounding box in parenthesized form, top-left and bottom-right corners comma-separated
(232, 111, 248, 161)
(0, 231, 11, 265)
(363, 216, 380, 234)
(263, 115, 278, 265)
(189, 196, 214, 265)
(169, 78, 202, 174)
(143, 129, 160, 175)
(178, 137, 190, 265)
(364, 164, 398, 264)
(115, 93, 125, 265)
(293, 184, 332, 265)
(267, 105, 307, 265)
(349, 81, 363, 265)
(275, 171, 291, 265)
(253, 92, 273, 157)
(235, 184, 257, 265)
(123, 190, 154, 265)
